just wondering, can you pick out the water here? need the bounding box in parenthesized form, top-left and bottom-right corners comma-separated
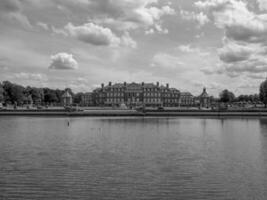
(0, 117, 267, 200)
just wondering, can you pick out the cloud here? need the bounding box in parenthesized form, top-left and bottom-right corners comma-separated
(195, 0, 267, 78)
(180, 10, 209, 26)
(177, 44, 210, 56)
(218, 40, 254, 63)
(86, 0, 175, 33)
(64, 22, 136, 48)
(0, 0, 21, 13)
(195, 0, 267, 43)
(49, 53, 78, 70)
(0, 0, 32, 29)
(120, 32, 137, 48)
(13, 72, 48, 81)
(257, 0, 267, 11)
(151, 53, 184, 69)
(65, 22, 120, 46)
(37, 22, 49, 31)
(51, 26, 68, 37)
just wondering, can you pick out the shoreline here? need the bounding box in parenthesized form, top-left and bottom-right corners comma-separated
(1, 109, 267, 117)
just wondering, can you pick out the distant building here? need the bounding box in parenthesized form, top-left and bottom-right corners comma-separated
(62, 90, 73, 106)
(92, 82, 180, 107)
(81, 92, 93, 106)
(180, 92, 195, 106)
(198, 88, 211, 108)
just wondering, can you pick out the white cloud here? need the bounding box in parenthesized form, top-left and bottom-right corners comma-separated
(195, 0, 267, 43)
(120, 32, 137, 48)
(13, 72, 48, 81)
(180, 10, 209, 26)
(196, 0, 267, 78)
(258, 0, 267, 11)
(86, 0, 175, 34)
(51, 26, 68, 37)
(145, 28, 155, 35)
(49, 53, 78, 70)
(64, 22, 136, 48)
(151, 53, 184, 69)
(218, 40, 254, 63)
(65, 22, 120, 46)
(177, 44, 210, 56)
(37, 22, 49, 31)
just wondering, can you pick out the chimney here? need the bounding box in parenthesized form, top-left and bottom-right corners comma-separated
(124, 82, 126, 86)
(142, 82, 144, 86)
(101, 83, 104, 89)
(109, 82, 112, 86)
(157, 82, 159, 87)
(166, 83, 169, 89)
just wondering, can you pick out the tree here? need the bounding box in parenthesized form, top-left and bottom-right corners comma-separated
(260, 79, 267, 107)
(73, 92, 84, 104)
(55, 89, 63, 103)
(0, 83, 4, 102)
(31, 88, 44, 105)
(44, 88, 58, 104)
(219, 89, 235, 103)
(2, 81, 25, 105)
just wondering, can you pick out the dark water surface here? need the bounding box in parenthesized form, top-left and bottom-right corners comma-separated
(0, 117, 267, 200)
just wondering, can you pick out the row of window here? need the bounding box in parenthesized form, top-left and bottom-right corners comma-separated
(105, 93, 179, 98)
(105, 98, 181, 103)
(107, 93, 124, 97)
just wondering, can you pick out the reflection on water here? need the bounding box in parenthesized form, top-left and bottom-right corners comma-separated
(0, 117, 267, 200)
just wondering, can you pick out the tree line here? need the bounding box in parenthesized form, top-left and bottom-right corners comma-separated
(1, 79, 267, 107)
(219, 89, 260, 104)
(218, 78, 267, 107)
(0, 81, 83, 106)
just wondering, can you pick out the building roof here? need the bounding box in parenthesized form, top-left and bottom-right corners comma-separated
(199, 88, 209, 98)
(93, 82, 176, 92)
(62, 91, 72, 98)
(181, 92, 193, 96)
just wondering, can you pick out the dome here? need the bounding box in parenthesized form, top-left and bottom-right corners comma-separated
(199, 88, 209, 98)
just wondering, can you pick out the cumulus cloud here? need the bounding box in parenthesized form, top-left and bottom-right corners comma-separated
(195, 0, 267, 43)
(65, 22, 120, 46)
(0, 0, 32, 28)
(195, 0, 267, 77)
(64, 22, 136, 48)
(49, 53, 78, 70)
(177, 44, 210, 56)
(180, 10, 209, 26)
(86, 0, 175, 34)
(258, 0, 267, 11)
(218, 40, 254, 63)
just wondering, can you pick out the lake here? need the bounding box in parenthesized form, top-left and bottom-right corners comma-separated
(0, 117, 267, 199)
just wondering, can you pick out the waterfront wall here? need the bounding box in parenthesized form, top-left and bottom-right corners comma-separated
(1, 109, 267, 117)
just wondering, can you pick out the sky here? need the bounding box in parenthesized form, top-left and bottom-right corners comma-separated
(0, 0, 267, 96)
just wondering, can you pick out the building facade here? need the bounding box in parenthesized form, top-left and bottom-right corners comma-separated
(62, 90, 73, 106)
(92, 82, 180, 107)
(180, 92, 195, 106)
(198, 88, 211, 108)
(81, 92, 93, 106)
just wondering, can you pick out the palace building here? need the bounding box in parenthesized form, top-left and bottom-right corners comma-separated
(92, 82, 180, 107)
(180, 92, 195, 106)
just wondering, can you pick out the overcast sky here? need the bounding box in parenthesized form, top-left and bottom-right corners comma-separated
(0, 0, 267, 96)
